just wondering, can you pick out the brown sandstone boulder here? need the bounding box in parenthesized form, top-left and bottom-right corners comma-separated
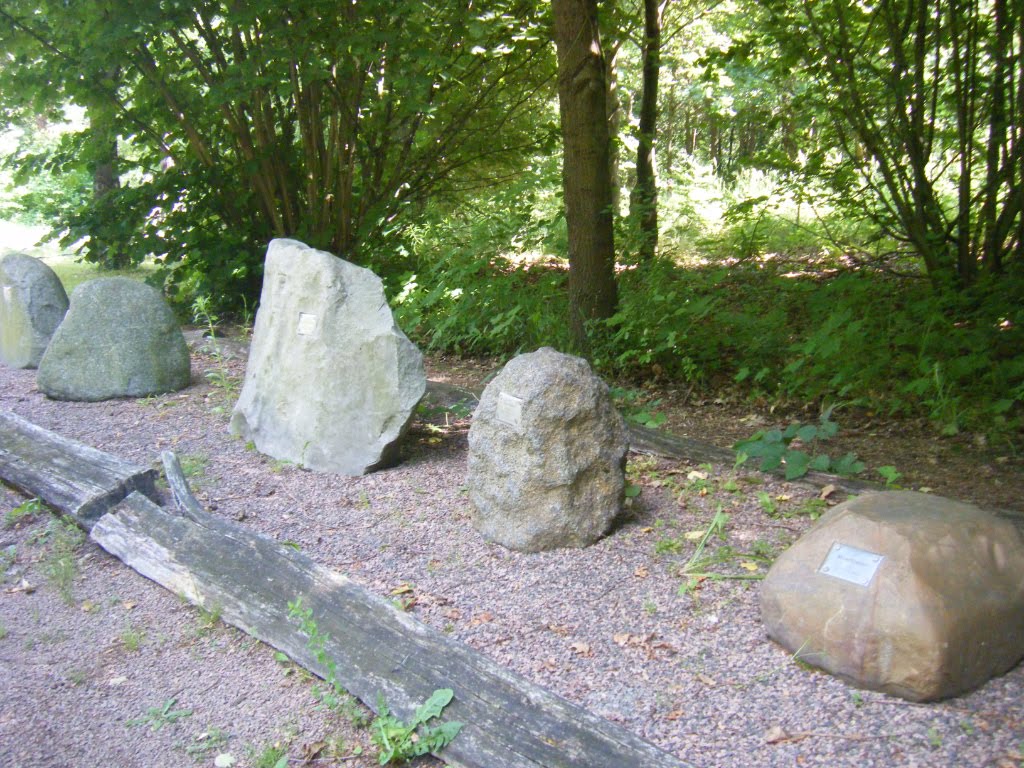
(760, 491, 1024, 701)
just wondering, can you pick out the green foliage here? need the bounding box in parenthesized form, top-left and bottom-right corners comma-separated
(253, 745, 288, 768)
(288, 598, 368, 727)
(394, 254, 569, 357)
(678, 507, 765, 596)
(735, 409, 864, 481)
(1, 0, 555, 312)
(126, 698, 193, 731)
(610, 386, 667, 429)
(290, 598, 461, 764)
(37, 518, 85, 605)
(4, 497, 43, 528)
(371, 689, 463, 765)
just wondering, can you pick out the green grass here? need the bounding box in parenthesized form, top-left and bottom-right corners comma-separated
(41, 253, 157, 296)
(38, 519, 86, 605)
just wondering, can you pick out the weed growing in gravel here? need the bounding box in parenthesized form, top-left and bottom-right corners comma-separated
(67, 669, 88, 686)
(251, 743, 288, 768)
(371, 688, 463, 765)
(0, 545, 16, 582)
(289, 598, 369, 728)
(678, 508, 765, 597)
(927, 724, 943, 749)
(38, 519, 85, 605)
(121, 624, 146, 652)
(755, 491, 777, 517)
(4, 497, 43, 528)
(178, 453, 210, 485)
(195, 603, 223, 636)
(0, 622, 7, 640)
(193, 295, 240, 402)
(184, 727, 230, 761)
(127, 698, 194, 730)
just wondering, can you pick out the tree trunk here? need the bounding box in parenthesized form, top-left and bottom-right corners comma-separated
(630, 0, 666, 261)
(552, 0, 618, 350)
(87, 79, 128, 269)
(605, 44, 622, 215)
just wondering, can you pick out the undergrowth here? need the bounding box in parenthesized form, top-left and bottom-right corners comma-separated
(394, 248, 1022, 442)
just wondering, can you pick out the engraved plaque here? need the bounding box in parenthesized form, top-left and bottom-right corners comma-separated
(818, 542, 884, 587)
(296, 312, 318, 336)
(495, 392, 524, 430)
(1, 285, 11, 304)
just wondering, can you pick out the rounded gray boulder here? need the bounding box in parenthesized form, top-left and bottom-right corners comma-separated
(467, 347, 627, 552)
(0, 252, 69, 369)
(37, 277, 191, 401)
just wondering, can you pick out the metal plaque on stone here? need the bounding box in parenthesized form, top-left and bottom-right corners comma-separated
(495, 391, 524, 430)
(818, 542, 884, 587)
(1, 285, 11, 305)
(296, 312, 318, 336)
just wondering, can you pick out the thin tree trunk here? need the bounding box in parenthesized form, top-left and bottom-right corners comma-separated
(552, 0, 618, 350)
(630, 0, 666, 261)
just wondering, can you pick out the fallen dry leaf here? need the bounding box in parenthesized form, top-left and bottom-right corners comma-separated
(739, 561, 760, 572)
(570, 642, 593, 657)
(819, 484, 837, 500)
(696, 673, 717, 687)
(469, 611, 494, 626)
(300, 740, 327, 763)
(634, 565, 649, 579)
(547, 623, 572, 636)
(663, 709, 685, 721)
(444, 608, 462, 620)
(389, 583, 414, 596)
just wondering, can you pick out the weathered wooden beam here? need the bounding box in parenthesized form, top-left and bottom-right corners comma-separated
(0, 410, 158, 529)
(91, 487, 692, 768)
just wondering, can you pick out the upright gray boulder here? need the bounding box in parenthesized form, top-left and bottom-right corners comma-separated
(0, 252, 69, 368)
(230, 239, 425, 476)
(467, 347, 627, 552)
(37, 277, 190, 401)
(760, 491, 1024, 701)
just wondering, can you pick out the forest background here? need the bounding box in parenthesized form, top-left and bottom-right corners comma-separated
(0, 0, 1021, 446)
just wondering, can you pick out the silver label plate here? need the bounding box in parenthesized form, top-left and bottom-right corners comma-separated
(495, 392, 524, 430)
(818, 542, 884, 587)
(296, 312, 318, 336)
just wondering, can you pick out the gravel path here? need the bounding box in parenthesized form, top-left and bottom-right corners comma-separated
(1, 344, 1022, 768)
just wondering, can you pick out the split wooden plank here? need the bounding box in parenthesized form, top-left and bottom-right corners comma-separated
(0, 410, 158, 529)
(91, 489, 693, 768)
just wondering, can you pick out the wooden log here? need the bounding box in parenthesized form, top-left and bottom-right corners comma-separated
(91, 490, 692, 768)
(0, 410, 158, 530)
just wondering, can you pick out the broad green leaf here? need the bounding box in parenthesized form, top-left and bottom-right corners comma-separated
(808, 454, 831, 472)
(784, 450, 810, 480)
(795, 424, 818, 443)
(413, 688, 454, 725)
